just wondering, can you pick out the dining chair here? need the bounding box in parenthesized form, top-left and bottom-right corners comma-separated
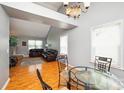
(36, 68, 68, 90)
(56, 54, 69, 88)
(36, 69, 52, 90)
(94, 56, 112, 72)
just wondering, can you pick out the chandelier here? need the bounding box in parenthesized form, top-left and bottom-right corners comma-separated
(64, 2, 90, 19)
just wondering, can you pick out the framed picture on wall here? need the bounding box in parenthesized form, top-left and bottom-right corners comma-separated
(22, 41, 26, 46)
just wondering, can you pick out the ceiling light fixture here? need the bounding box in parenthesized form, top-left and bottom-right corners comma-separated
(64, 2, 90, 19)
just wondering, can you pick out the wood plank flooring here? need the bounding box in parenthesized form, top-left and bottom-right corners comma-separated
(5, 57, 79, 90)
(6, 57, 45, 90)
(42, 61, 59, 90)
(6, 61, 42, 90)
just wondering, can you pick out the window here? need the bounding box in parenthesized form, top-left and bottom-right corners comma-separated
(60, 34, 68, 54)
(36, 40, 43, 49)
(28, 40, 43, 50)
(91, 20, 123, 69)
(28, 40, 35, 50)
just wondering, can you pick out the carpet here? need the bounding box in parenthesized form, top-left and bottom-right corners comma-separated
(20, 57, 43, 67)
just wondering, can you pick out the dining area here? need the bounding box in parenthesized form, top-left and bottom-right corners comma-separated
(36, 55, 124, 90)
(67, 66, 124, 90)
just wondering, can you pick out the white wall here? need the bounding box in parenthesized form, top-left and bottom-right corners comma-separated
(16, 36, 45, 55)
(68, 3, 124, 82)
(47, 3, 124, 82)
(0, 5, 9, 89)
(47, 27, 65, 51)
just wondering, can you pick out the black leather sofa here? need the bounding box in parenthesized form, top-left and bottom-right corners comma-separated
(42, 49, 58, 62)
(29, 49, 44, 57)
(9, 56, 17, 67)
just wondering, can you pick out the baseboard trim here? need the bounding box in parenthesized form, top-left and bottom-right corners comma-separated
(1, 78, 10, 90)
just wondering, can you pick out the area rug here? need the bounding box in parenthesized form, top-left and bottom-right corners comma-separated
(20, 57, 44, 67)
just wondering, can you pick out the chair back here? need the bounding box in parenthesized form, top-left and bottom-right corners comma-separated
(94, 56, 112, 72)
(36, 69, 52, 90)
(56, 54, 69, 72)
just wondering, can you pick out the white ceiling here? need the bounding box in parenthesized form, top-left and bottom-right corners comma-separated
(34, 2, 62, 11)
(2, 2, 77, 38)
(10, 18, 50, 38)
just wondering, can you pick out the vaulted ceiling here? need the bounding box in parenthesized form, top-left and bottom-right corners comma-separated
(34, 2, 62, 11)
(2, 2, 77, 39)
(10, 18, 50, 38)
(9, 2, 62, 38)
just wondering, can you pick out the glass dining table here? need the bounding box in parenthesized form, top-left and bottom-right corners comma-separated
(68, 66, 124, 90)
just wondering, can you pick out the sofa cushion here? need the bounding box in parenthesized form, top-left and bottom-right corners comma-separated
(42, 49, 58, 62)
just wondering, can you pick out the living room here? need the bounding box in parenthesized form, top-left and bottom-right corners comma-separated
(0, 1, 124, 92)
(0, 2, 77, 90)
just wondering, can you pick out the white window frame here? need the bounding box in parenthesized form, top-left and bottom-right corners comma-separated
(90, 20, 124, 70)
(28, 40, 43, 50)
(60, 34, 68, 55)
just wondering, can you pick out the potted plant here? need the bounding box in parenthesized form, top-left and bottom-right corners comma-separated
(10, 35, 18, 55)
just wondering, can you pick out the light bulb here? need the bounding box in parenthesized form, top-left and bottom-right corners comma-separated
(63, 1, 68, 6)
(84, 2, 90, 8)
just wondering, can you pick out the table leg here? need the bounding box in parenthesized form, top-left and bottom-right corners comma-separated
(85, 84, 90, 90)
(67, 81, 70, 90)
(68, 70, 71, 90)
(77, 79, 79, 90)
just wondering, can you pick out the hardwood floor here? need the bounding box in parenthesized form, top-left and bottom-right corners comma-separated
(6, 63, 41, 89)
(42, 61, 59, 90)
(6, 57, 59, 90)
(6, 57, 80, 90)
